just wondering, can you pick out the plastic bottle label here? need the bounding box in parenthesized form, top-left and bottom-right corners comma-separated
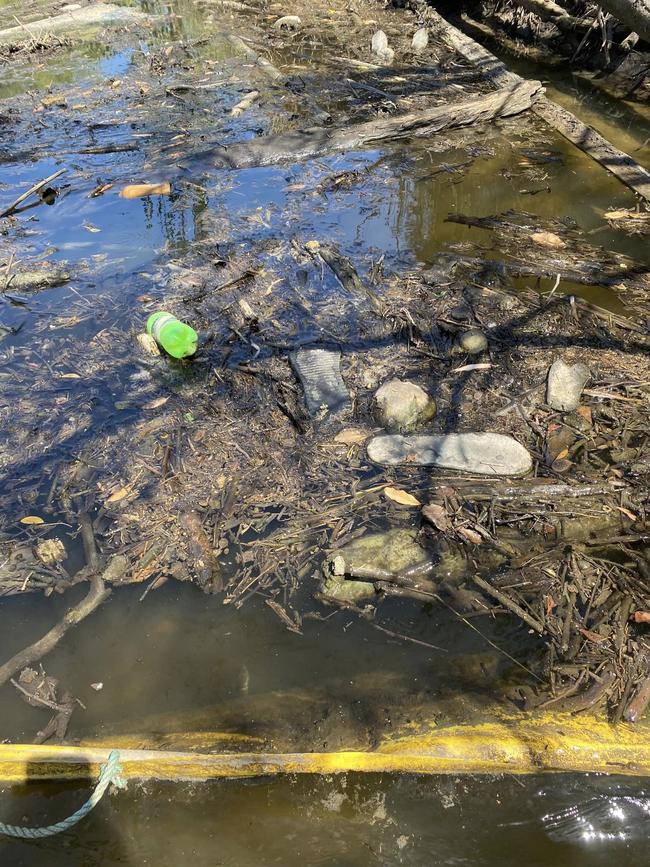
(151, 313, 177, 343)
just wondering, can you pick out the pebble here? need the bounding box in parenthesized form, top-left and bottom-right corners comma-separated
(367, 432, 533, 476)
(412, 27, 428, 51)
(459, 329, 488, 354)
(372, 379, 436, 433)
(273, 15, 301, 29)
(546, 359, 590, 411)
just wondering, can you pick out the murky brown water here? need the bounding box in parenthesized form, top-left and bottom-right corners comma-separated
(1, 0, 649, 863)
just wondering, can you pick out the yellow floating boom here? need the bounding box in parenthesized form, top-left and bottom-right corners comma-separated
(2, 714, 650, 783)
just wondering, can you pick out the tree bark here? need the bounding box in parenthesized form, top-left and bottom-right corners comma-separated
(598, 0, 650, 44)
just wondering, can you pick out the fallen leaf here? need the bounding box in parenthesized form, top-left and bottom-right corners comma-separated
(304, 240, 320, 252)
(633, 611, 650, 624)
(83, 222, 101, 233)
(106, 484, 134, 505)
(120, 182, 172, 199)
(422, 503, 451, 532)
(456, 526, 482, 545)
(384, 486, 421, 507)
(143, 396, 169, 410)
(579, 627, 606, 643)
(531, 231, 566, 249)
(20, 516, 44, 525)
(334, 428, 368, 445)
(616, 506, 637, 521)
(575, 405, 592, 425)
(544, 594, 557, 616)
(285, 183, 306, 192)
(555, 448, 569, 461)
(90, 682, 104, 691)
(60, 372, 81, 379)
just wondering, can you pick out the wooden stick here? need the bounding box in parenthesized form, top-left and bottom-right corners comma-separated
(472, 575, 545, 633)
(0, 168, 66, 219)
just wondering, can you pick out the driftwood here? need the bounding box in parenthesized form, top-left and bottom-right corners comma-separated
(203, 80, 542, 169)
(415, 4, 650, 202)
(0, 168, 66, 219)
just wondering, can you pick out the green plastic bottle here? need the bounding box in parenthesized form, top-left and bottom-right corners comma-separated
(146, 311, 198, 359)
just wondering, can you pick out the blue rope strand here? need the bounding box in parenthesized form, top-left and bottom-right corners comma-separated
(0, 750, 126, 839)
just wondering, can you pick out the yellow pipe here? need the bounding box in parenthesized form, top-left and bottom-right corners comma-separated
(2, 714, 650, 783)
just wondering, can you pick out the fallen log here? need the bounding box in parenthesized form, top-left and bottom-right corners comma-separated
(0, 4, 149, 43)
(202, 80, 542, 169)
(411, 3, 650, 202)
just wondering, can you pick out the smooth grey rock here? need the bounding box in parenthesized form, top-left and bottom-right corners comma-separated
(412, 27, 429, 51)
(367, 432, 532, 476)
(459, 329, 488, 355)
(371, 30, 388, 53)
(290, 347, 349, 416)
(546, 359, 590, 411)
(372, 379, 436, 433)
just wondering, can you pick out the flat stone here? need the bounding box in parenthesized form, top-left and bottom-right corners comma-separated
(367, 432, 532, 476)
(372, 379, 436, 433)
(290, 346, 349, 417)
(546, 359, 590, 411)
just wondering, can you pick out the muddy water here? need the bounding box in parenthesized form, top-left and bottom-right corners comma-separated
(1, 1, 650, 864)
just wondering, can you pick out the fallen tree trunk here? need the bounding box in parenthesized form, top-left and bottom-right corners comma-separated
(516, 0, 592, 31)
(416, 4, 650, 202)
(598, 0, 650, 44)
(0, 3, 149, 43)
(203, 80, 542, 169)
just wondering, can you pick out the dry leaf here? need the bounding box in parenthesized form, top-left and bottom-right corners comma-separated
(456, 526, 482, 545)
(579, 627, 606, 643)
(531, 231, 566, 249)
(555, 448, 569, 461)
(20, 515, 45, 525)
(143, 396, 169, 410)
(304, 240, 320, 252)
(334, 428, 368, 445)
(83, 222, 101, 233)
(60, 372, 81, 379)
(120, 182, 172, 199)
(616, 506, 637, 521)
(91, 682, 104, 691)
(384, 486, 421, 507)
(633, 611, 650, 624)
(422, 503, 451, 532)
(106, 484, 134, 505)
(575, 405, 592, 425)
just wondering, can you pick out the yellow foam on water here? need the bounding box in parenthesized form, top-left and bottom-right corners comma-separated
(1, 714, 649, 783)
